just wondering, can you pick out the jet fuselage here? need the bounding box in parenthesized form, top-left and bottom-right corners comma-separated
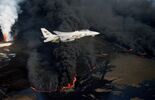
(41, 28, 100, 43)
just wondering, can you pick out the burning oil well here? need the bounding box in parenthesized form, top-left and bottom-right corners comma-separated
(1, 0, 155, 99)
(26, 38, 112, 99)
(0, 0, 24, 41)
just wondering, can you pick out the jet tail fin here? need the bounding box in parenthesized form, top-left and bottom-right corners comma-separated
(41, 28, 59, 43)
(41, 28, 57, 38)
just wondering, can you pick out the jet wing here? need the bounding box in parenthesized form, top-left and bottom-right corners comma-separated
(53, 31, 62, 35)
(53, 31, 74, 36)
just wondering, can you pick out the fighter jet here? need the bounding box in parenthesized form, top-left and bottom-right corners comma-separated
(41, 28, 100, 43)
(0, 42, 12, 48)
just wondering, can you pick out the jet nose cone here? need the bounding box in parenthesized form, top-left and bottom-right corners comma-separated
(95, 32, 100, 35)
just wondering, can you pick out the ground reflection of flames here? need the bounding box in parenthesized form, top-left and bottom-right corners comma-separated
(31, 75, 77, 93)
(31, 87, 57, 93)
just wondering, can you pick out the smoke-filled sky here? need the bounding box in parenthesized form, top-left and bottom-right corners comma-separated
(15, 0, 155, 55)
(4, 0, 155, 90)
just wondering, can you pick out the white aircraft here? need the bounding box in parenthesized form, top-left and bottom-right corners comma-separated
(41, 28, 100, 43)
(0, 42, 12, 48)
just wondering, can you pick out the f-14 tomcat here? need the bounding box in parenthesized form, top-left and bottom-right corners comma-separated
(41, 28, 100, 43)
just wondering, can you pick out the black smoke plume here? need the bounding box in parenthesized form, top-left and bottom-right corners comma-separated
(15, 0, 155, 91)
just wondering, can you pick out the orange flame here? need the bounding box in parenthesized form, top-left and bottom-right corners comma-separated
(3, 33, 8, 41)
(61, 75, 77, 92)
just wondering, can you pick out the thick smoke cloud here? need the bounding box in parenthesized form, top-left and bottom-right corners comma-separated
(70, 0, 155, 55)
(16, 0, 155, 90)
(0, 0, 24, 41)
(15, 0, 97, 90)
(21, 0, 155, 55)
(27, 50, 58, 90)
